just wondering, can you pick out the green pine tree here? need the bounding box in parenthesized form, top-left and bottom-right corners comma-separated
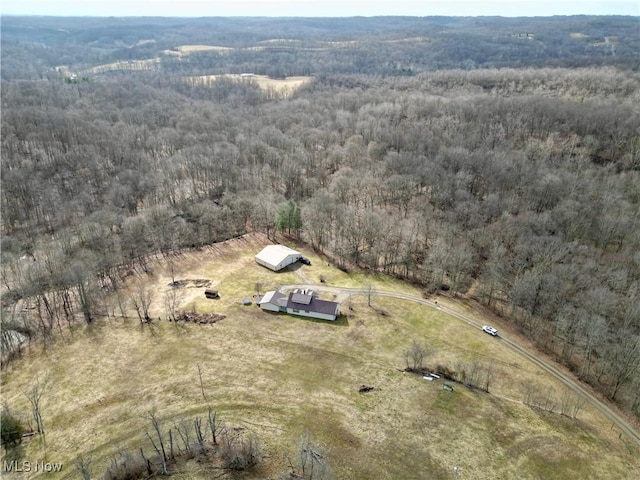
(276, 200, 302, 237)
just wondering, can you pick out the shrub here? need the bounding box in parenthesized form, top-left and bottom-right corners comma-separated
(219, 430, 261, 470)
(1, 406, 25, 448)
(103, 450, 152, 480)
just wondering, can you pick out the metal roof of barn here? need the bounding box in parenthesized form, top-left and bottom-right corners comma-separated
(255, 245, 301, 268)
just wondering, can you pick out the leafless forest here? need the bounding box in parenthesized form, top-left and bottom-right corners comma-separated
(2, 16, 639, 418)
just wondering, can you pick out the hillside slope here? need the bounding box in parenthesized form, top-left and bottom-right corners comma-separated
(2, 236, 638, 479)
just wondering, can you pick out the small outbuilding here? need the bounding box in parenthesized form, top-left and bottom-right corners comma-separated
(255, 245, 301, 272)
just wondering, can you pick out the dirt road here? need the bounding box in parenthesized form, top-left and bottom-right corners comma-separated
(279, 283, 640, 447)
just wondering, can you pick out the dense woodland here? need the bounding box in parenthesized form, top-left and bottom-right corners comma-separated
(1, 16, 640, 418)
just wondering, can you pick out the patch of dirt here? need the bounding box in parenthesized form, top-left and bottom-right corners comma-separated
(169, 278, 212, 288)
(173, 312, 226, 325)
(371, 306, 389, 316)
(358, 385, 375, 393)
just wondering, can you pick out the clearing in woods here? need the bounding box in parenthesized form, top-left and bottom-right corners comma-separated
(186, 74, 313, 96)
(2, 233, 638, 479)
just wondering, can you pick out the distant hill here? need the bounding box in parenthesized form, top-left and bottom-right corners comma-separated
(1, 15, 638, 80)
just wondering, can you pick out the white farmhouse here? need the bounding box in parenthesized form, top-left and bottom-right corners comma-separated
(285, 289, 339, 321)
(255, 245, 301, 271)
(258, 289, 339, 321)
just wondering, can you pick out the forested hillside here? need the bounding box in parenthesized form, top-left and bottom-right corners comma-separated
(1, 15, 639, 418)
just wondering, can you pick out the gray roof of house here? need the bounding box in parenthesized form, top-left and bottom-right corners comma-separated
(291, 293, 313, 305)
(259, 291, 286, 306)
(286, 292, 338, 316)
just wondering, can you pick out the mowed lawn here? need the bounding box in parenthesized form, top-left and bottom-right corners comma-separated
(2, 234, 638, 479)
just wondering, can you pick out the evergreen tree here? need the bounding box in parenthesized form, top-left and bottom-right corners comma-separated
(1, 406, 25, 448)
(276, 200, 302, 237)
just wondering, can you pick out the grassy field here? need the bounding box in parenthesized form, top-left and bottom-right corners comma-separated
(2, 234, 639, 479)
(174, 45, 233, 54)
(70, 44, 313, 97)
(186, 74, 312, 97)
(82, 58, 161, 74)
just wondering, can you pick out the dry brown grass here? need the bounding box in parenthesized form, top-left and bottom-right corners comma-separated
(177, 45, 232, 53)
(186, 74, 312, 97)
(324, 40, 360, 48)
(258, 39, 303, 45)
(255, 75, 312, 93)
(384, 36, 430, 43)
(2, 234, 638, 479)
(162, 45, 233, 58)
(570, 32, 589, 39)
(82, 58, 160, 74)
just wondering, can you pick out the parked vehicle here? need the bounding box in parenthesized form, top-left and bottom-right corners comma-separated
(482, 325, 498, 336)
(205, 289, 220, 299)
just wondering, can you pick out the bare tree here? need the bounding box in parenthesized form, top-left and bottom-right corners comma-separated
(144, 410, 168, 476)
(197, 363, 207, 401)
(131, 283, 154, 323)
(167, 256, 177, 286)
(482, 362, 495, 393)
(604, 331, 640, 400)
(478, 242, 510, 308)
(114, 291, 129, 319)
(164, 288, 179, 322)
(194, 417, 205, 453)
(103, 449, 150, 480)
(173, 418, 193, 457)
(24, 373, 49, 436)
(207, 407, 223, 445)
(75, 454, 92, 480)
(68, 261, 98, 324)
(455, 359, 494, 392)
(559, 388, 587, 419)
(219, 428, 261, 470)
(287, 429, 334, 480)
(629, 374, 640, 417)
(404, 340, 434, 370)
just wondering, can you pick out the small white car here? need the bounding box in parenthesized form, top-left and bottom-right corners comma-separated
(482, 325, 498, 336)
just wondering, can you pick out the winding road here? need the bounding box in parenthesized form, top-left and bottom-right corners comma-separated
(279, 283, 640, 447)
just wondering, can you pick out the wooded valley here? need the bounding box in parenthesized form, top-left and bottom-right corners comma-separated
(1, 15, 639, 424)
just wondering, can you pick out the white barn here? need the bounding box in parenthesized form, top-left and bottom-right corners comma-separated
(255, 245, 301, 271)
